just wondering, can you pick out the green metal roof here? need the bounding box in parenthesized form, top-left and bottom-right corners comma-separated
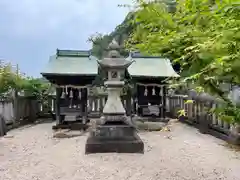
(56, 49, 90, 57)
(41, 50, 98, 76)
(127, 57, 179, 77)
(42, 49, 179, 78)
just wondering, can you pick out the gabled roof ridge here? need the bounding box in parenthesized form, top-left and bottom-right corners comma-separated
(56, 49, 90, 57)
(130, 51, 163, 59)
(127, 56, 180, 78)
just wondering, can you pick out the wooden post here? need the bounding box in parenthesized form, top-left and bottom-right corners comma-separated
(162, 85, 166, 119)
(55, 87, 61, 125)
(99, 97, 104, 114)
(81, 88, 88, 124)
(80, 89, 83, 118)
(126, 89, 132, 116)
(13, 90, 19, 124)
(168, 95, 172, 117)
(133, 85, 138, 115)
(28, 98, 34, 122)
(159, 86, 162, 118)
(13, 64, 19, 124)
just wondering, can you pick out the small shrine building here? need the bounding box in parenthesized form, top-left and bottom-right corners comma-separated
(41, 49, 179, 126)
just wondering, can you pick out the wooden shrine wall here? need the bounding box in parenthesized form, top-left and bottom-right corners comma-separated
(51, 83, 167, 119)
(137, 85, 162, 105)
(135, 83, 167, 118)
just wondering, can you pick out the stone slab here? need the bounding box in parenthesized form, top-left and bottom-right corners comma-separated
(85, 134, 144, 154)
(52, 123, 89, 131)
(93, 125, 136, 138)
(135, 121, 166, 131)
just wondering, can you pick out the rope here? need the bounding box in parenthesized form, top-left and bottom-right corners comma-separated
(136, 83, 165, 87)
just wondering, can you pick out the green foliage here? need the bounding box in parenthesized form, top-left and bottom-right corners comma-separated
(0, 63, 17, 95)
(0, 62, 26, 97)
(178, 109, 186, 117)
(185, 99, 193, 104)
(0, 62, 50, 100)
(89, 12, 135, 59)
(89, 33, 112, 59)
(127, 0, 240, 123)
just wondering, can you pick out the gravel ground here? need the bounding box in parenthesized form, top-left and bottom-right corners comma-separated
(0, 120, 240, 180)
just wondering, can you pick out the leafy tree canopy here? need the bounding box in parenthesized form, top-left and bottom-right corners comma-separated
(0, 61, 50, 99)
(126, 0, 240, 123)
(89, 12, 135, 59)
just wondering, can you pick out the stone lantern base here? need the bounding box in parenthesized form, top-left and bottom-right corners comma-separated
(85, 39, 144, 154)
(85, 117, 144, 154)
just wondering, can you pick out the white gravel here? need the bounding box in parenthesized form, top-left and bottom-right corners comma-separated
(0, 121, 240, 180)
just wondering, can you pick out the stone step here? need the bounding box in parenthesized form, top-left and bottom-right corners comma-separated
(65, 115, 77, 122)
(60, 107, 81, 113)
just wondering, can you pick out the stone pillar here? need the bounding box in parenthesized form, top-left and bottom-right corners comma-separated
(126, 88, 132, 116)
(229, 124, 240, 145)
(103, 86, 125, 116)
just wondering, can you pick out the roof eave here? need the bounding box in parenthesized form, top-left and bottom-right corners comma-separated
(130, 74, 180, 78)
(41, 72, 98, 76)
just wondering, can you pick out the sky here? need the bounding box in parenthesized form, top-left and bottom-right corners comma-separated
(0, 0, 131, 77)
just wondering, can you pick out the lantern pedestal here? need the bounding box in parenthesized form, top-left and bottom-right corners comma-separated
(85, 87, 144, 153)
(85, 121, 144, 153)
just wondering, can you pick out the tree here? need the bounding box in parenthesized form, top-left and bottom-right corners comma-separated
(0, 61, 50, 101)
(0, 62, 22, 98)
(127, 0, 240, 124)
(89, 12, 135, 59)
(89, 33, 112, 59)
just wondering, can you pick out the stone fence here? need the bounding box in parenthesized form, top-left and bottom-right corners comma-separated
(167, 94, 240, 145)
(0, 96, 43, 136)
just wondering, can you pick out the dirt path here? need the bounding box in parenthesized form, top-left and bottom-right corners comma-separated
(0, 121, 240, 180)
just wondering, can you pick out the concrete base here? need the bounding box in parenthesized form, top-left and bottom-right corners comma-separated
(85, 124, 144, 154)
(85, 134, 144, 154)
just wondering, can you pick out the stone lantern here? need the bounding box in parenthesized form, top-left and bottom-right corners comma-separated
(85, 39, 144, 154)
